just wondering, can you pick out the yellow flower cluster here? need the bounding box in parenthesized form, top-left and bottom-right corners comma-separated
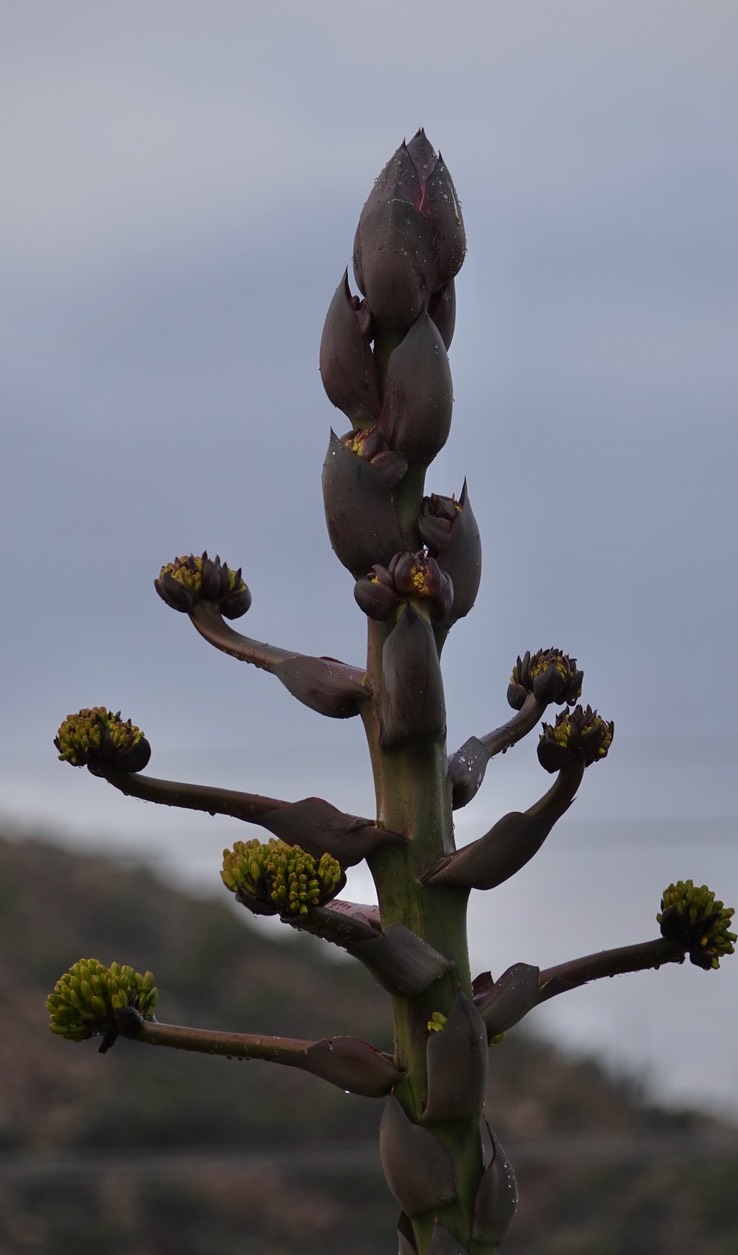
(54, 708, 149, 772)
(658, 880, 736, 970)
(221, 838, 342, 916)
(47, 958, 157, 1041)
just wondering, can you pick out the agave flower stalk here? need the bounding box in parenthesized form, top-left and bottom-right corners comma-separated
(49, 133, 734, 1255)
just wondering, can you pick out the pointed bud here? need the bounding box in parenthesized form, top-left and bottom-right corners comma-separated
(380, 1096, 457, 1219)
(406, 130, 466, 287)
(472, 1131, 518, 1246)
(322, 430, 405, 577)
(418, 482, 482, 623)
(380, 312, 453, 465)
(319, 271, 381, 426)
(354, 193, 435, 332)
(423, 994, 488, 1123)
(380, 606, 446, 749)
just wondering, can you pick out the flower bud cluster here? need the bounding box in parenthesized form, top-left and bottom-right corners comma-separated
(417, 485, 482, 623)
(658, 880, 736, 970)
(47, 958, 157, 1042)
(352, 129, 465, 336)
(508, 649, 583, 711)
(355, 550, 453, 622)
(55, 708, 151, 774)
(155, 552, 251, 619)
(340, 427, 408, 487)
(221, 838, 343, 917)
(320, 130, 464, 476)
(537, 704, 614, 772)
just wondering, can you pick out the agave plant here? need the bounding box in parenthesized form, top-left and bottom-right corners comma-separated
(49, 132, 734, 1253)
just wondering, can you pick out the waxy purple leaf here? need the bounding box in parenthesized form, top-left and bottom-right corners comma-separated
(380, 311, 453, 465)
(260, 796, 402, 869)
(354, 195, 435, 332)
(473, 963, 543, 1038)
(423, 993, 488, 1123)
(423, 808, 569, 892)
(428, 280, 456, 349)
(418, 481, 482, 623)
(380, 1096, 457, 1219)
(319, 271, 381, 426)
(298, 1036, 402, 1098)
(322, 430, 404, 577)
(348, 924, 453, 997)
(270, 653, 368, 719)
(429, 1224, 469, 1255)
(380, 606, 446, 750)
(397, 1212, 418, 1255)
(472, 1130, 518, 1246)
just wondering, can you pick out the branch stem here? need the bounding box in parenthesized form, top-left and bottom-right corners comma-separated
(540, 937, 687, 998)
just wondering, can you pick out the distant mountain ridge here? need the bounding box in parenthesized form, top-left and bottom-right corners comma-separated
(2, 830, 737, 1254)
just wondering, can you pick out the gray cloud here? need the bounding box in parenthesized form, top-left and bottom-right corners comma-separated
(1, 1, 736, 1113)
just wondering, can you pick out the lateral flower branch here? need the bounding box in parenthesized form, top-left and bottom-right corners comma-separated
(49, 131, 734, 1255)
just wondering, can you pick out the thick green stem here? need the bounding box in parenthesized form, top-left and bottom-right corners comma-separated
(362, 604, 485, 1249)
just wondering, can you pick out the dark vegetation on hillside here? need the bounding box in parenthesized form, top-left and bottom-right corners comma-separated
(2, 831, 737, 1254)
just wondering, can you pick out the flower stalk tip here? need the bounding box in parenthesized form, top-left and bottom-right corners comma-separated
(658, 880, 736, 969)
(508, 648, 583, 711)
(221, 838, 344, 917)
(537, 704, 613, 773)
(47, 958, 157, 1044)
(155, 552, 251, 619)
(55, 708, 151, 774)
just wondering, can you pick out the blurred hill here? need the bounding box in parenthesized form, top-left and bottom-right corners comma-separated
(1, 829, 737, 1254)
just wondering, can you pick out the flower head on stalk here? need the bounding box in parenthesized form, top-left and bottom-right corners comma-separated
(47, 959, 157, 1043)
(155, 552, 251, 619)
(221, 838, 344, 917)
(508, 649, 583, 711)
(537, 704, 613, 772)
(355, 550, 453, 622)
(658, 881, 736, 970)
(55, 708, 151, 774)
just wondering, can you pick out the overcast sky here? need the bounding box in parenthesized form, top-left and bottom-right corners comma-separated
(2, 3, 737, 1115)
